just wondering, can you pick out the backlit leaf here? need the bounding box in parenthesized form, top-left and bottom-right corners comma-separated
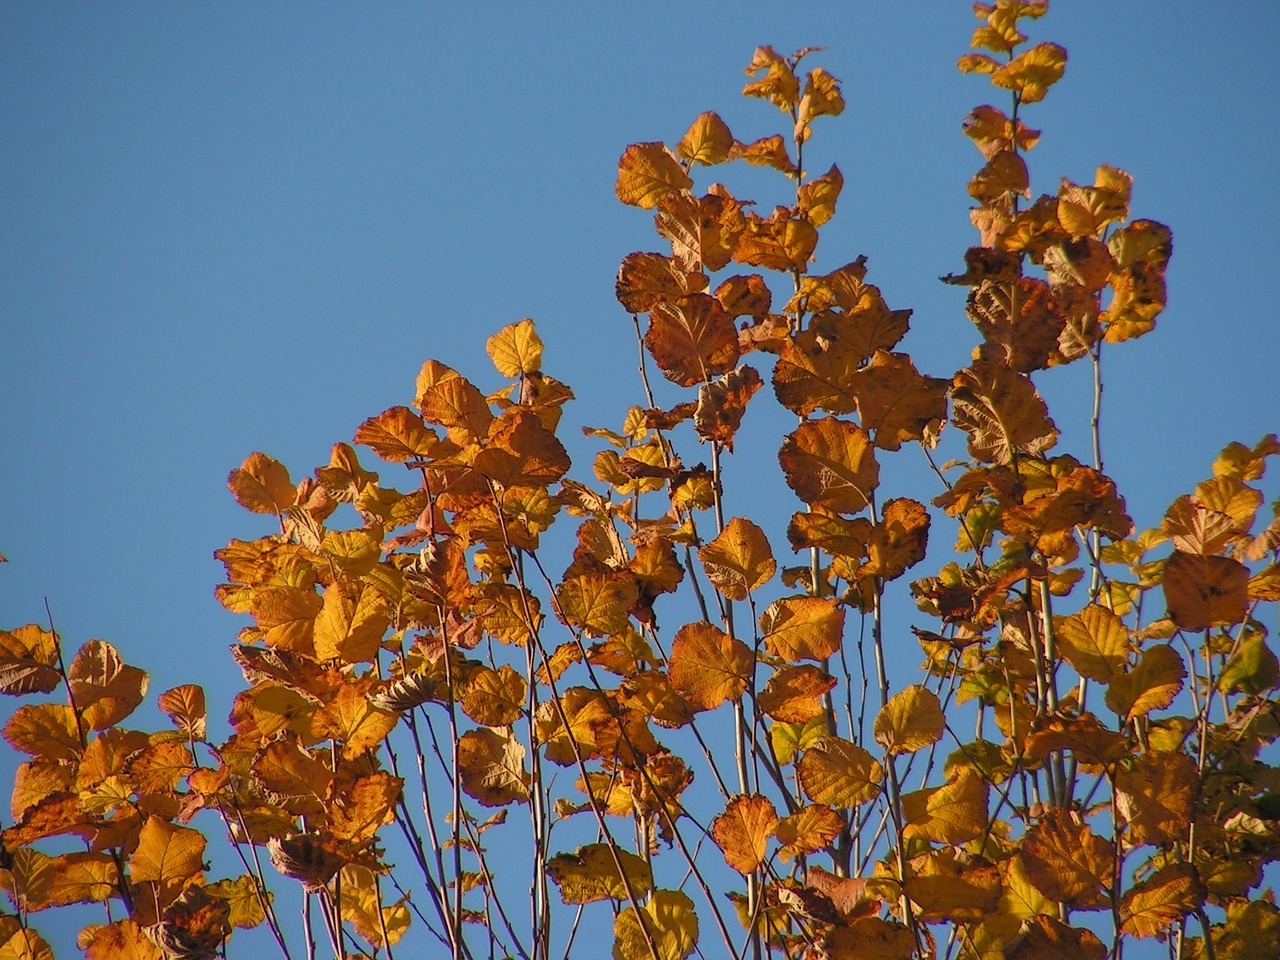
(205, 874, 268, 929)
(711, 794, 778, 874)
(775, 804, 842, 862)
(992, 42, 1067, 104)
(486, 317, 544, 377)
(968, 278, 1065, 373)
(613, 889, 698, 960)
(849, 350, 948, 451)
(760, 595, 844, 662)
(693, 363, 762, 449)
(951, 361, 1058, 464)
(311, 683, 397, 759)
(461, 664, 526, 728)
(228, 452, 294, 515)
(1055, 603, 1131, 684)
(874, 685, 944, 755)
(797, 736, 882, 807)
(157, 684, 206, 739)
(757, 664, 836, 723)
(676, 111, 734, 166)
(0, 625, 61, 696)
(1120, 862, 1205, 938)
(1105, 643, 1185, 721)
(1115, 750, 1198, 846)
(616, 253, 707, 313)
(668, 621, 753, 711)
(82, 920, 165, 960)
(700, 517, 775, 600)
(797, 164, 843, 226)
(779, 416, 879, 515)
(68, 640, 147, 731)
(902, 766, 988, 845)
(457, 727, 529, 807)
(128, 815, 205, 884)
(354, 406, 442, 462)
(556, 571, 639, 638)
(547, 843, 653, 905)
(616, 143, 692, 209)
(861, 498, 931, 580)
(329, 771, 402, 843)
(1020, 810, 1112, 907)
(418, 374, 493, 445)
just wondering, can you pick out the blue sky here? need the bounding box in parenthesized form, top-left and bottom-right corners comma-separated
(3, 2, 1279, 956)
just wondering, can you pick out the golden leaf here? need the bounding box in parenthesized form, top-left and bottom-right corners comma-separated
(874, 685, 945, 755)
(354, 406, 442, 462)
(902, 766, 988, 845)
(328, 771, 402, 843)
(822, 916, 916, 960)
(992, 41, 1067, 104)
(797, 164, 843, 226)
(733, 211, 815, 268)
(760, 595, 844, 662)
(1105, 643, 1185, 721)
(252, 736, 332, 816)
(711, 794, 779, 874)
(128, 816, 205, 885)
(457, 727, 529, 807)
(775, 804, 842, 863)
(861, 498, 931, 581)
(311, 683, 397, 759)
(157, 684, 206, 740)
(668, 621, 753, 712)
(613, 889, 698, 960)
(950, 361, 1058, 464)
(547, 843, 653, 905)
(796, 67, 844, 142)
(1115, 750, 1198, 847)
(417, 374, 493, 445)
(699, 517, 775, 600)
(1020, 810, 1112, 907)
(313, 580, 389, 663)
(337, 864, 410, 948)
(797, 736, 882, 807)
(1120, 862, 1205, 939)
(227, 451, 294, 515)
(779, 416, 879, 515)
(615, 142, 692, 209)
(905, 850, 1001, 923)
(757, 665, 836, 723)
(555, 571, 639, 638)
(0, 625, 61, 696)
(485, 317, 544, 378)
(1005, 916, 1107, 960)
(1055, 604, 1131, 684)
(44, 851, 119, 907)
(250, 585, 322, 654)
(676, 111, 734, 166)
(461, 664, 526, 728)
(68, 640, 148, 731)
(771, 329, 862, 418)
(82, 920, 165, 960)
(206, 874, 268, 929)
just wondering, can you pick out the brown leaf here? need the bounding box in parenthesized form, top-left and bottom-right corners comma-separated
(950, 361, 1058, 464)
(645, 293, 740, 387)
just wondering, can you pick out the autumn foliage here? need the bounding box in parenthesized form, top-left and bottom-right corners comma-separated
(5, 3, 1280, 958)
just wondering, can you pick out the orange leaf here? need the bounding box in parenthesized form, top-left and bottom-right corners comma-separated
(700, 517, 775, 600)
(1115, 750, 1198, 847)
(992, 42, 1067, 104)
(742, 46, 800, 111)
(645, 293, 740, 387)
(950, 361, 1058, 464)
(83, 920, 165, 960)
(902, 766, 989, 845)
(616, 142, 692, 209)
(0, 624, 61, 696)
(796, 68, 844, 142)
(354, 406, 442, 462)
(772, 329, 862, 418)
(1163, 550, 1250, 631)
(668, 621, 753, 712)
(1120, 862, 1205, 939)
(128, 815, 205, 884)
(861, 498, 931, 581)
(676, 111, 734, 166)
(775, 804, 842, 863)
(874, 685, 945, 755)
(797, 164, 843, 226)
(797, 736, 882, 807)
(968, 278, 1065, 373)
(157, 685, 206, 739)
(760, 595, 844, 662)
(1020, 810, 1113, 907)
(313, 580, 389, 663)
(227, 451, 294, 515)
(616, 253, 707, 313)
(329, 771, 402, 843)
(711, 794, 779, 874)
(693, 364, 763, 449)
(555, 571, 639, 638)
(68, 640, 148, 731)
(779, 416, 879, 515)
(461, 664, 527, 728)
(757, 665, 836, 723)
(849, 350, 948, 451)
(311, 683, 397, 759)
(418, 373, 493, 445)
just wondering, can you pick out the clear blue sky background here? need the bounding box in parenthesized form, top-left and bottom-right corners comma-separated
(2, 3, 1278, 956)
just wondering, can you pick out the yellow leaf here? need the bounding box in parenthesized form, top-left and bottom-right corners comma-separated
(699, 517, 775, 600)
(676, 111, 733, 166)
(547, 843, 653, 905)
(1115, 750, 1198, 847)
(1055, 604, 1131, 684)
(668, 621, 753, 711)
(44, 851, 119, 907)
(461, 664, 527, 728)
(874, 685, 944, 755)
(613, 889, 698, 960)
(797, 165, 843, 226)
(861, 498, 931, 581)
(313, 580, 389, 663)
(616, 142, 692, 209)
(742, 46, 799, 111)
(797, 736, 882, 807)
(127, 816, 205, 884)
(775, 804, 842, 862)
(311, 683, 397, 759)
(992, 42, 1067, 104)
(0, 625, 61, 696)
(486, 318, 544, 378)
(206, 874, 268, 930)
(1020, 810, 1112, 907)
(711, 794, 778, 874)
(329, 771, 402, 843)
(82, 920, 165, 960)
(555, 571, 639, 638)
(67, 640, 148, 731)
(902, 766, 988, 844)
(1105, 644, 1185, 721)
(227, 451, 294, 515)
